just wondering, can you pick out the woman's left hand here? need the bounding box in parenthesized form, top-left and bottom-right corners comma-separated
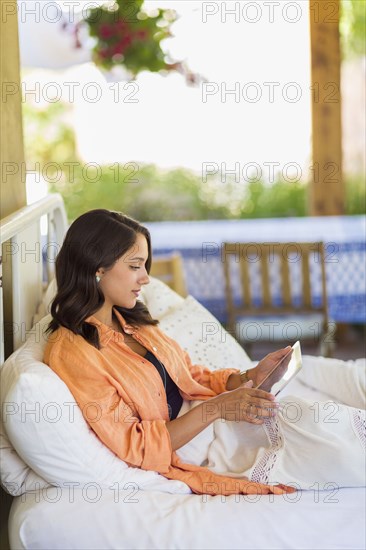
(247, 347, 292, 391)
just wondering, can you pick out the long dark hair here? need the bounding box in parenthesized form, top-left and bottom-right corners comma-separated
(47, 209, 158, 348)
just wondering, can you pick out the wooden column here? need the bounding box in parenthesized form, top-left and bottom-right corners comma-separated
(0, 4, 26, 548)
(1, 0, 27, 217)
(0, 0, 27, 356)
(309, 0, 344, 215)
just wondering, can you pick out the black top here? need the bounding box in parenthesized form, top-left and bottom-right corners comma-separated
(144, 350, 183, 420)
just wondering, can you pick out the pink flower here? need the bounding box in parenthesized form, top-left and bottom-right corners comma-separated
(99, 24, 114, 39)
(114, 36, 132, 54)
(113, 41, 126, 55)
(136, 29, 148, 40)
(114, 20, 128, 32)
(123, 35, 132, 46)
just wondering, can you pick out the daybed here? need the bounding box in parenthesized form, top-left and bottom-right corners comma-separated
(0, 196, 365, 550)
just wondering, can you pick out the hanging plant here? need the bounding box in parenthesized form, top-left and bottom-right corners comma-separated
(67, 0, 198, 83)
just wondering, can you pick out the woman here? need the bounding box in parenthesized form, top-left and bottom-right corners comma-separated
(44, 210, 365, 496)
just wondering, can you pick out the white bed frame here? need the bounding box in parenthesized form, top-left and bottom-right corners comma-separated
(0, 194, 67, 363)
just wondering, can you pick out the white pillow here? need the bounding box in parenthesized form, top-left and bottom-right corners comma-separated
(140, 276, 185, 317)
(0, 340, 51, 496)
(0, 415, 50, 496)
(43, 277, 57, 313)
(0, 315, 190, 495)
(159, 296, 252, 371)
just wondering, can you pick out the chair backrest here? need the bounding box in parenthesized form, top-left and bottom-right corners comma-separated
(150, 253, 187, 297)
(222, 242, 328, 330)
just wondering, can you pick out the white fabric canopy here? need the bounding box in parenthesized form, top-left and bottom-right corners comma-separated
(18, 0, 92, 69)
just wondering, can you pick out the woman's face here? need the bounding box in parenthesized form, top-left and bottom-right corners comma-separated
(96, 233, 150, 309)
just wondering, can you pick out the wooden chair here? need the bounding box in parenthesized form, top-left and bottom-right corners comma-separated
(222, 242, 334, 356)
(150, 253, 187, 297)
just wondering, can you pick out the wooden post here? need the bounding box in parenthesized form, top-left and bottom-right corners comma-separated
(309, 0, 344, 215)
(1, 0, 27, 217)
(0, 3, 26, 547)
(0, 0, 27, 356)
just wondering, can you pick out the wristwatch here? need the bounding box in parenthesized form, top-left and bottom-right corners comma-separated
(240, 369, 250, 384)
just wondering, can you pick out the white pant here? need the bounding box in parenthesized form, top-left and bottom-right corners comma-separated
(177, 355, 366, 489)
(297, 355, 366, 409)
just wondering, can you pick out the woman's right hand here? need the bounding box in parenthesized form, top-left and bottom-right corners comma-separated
(213, 381, 279, 424)
(167, 381, 279, 451)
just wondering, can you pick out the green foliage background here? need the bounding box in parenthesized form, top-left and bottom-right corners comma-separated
(23, 102, 365, 223)
(341, 0, 366, 58)
(22, 0, 366, 223)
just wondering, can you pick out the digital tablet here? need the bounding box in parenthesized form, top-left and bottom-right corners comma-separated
(256, 341, 302, 396)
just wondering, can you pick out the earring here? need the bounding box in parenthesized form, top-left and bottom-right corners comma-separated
(96, 275, 101, 283)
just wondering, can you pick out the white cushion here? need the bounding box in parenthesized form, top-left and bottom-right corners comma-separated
(43, 277, 57, 313)
(140, 276, 185, 317)
(0, 343, 51, 496)
(0, 418, 50, 496)
(159, 295, 252, 370)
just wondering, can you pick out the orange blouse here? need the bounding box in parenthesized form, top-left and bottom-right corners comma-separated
(44, 308, 278, 495)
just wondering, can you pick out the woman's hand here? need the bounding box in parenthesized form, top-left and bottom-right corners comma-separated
(246, 347, 293, 391)
(168, 353, 288, 450)
(226, 347, 293, 392)
(215, 381, 279, 424)
(166, 381, 278, 450)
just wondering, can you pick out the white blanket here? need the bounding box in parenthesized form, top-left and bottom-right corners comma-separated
(9, 476, 366, 550)
(177, 356, 366, 490)
(8, 355, 366, 550)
